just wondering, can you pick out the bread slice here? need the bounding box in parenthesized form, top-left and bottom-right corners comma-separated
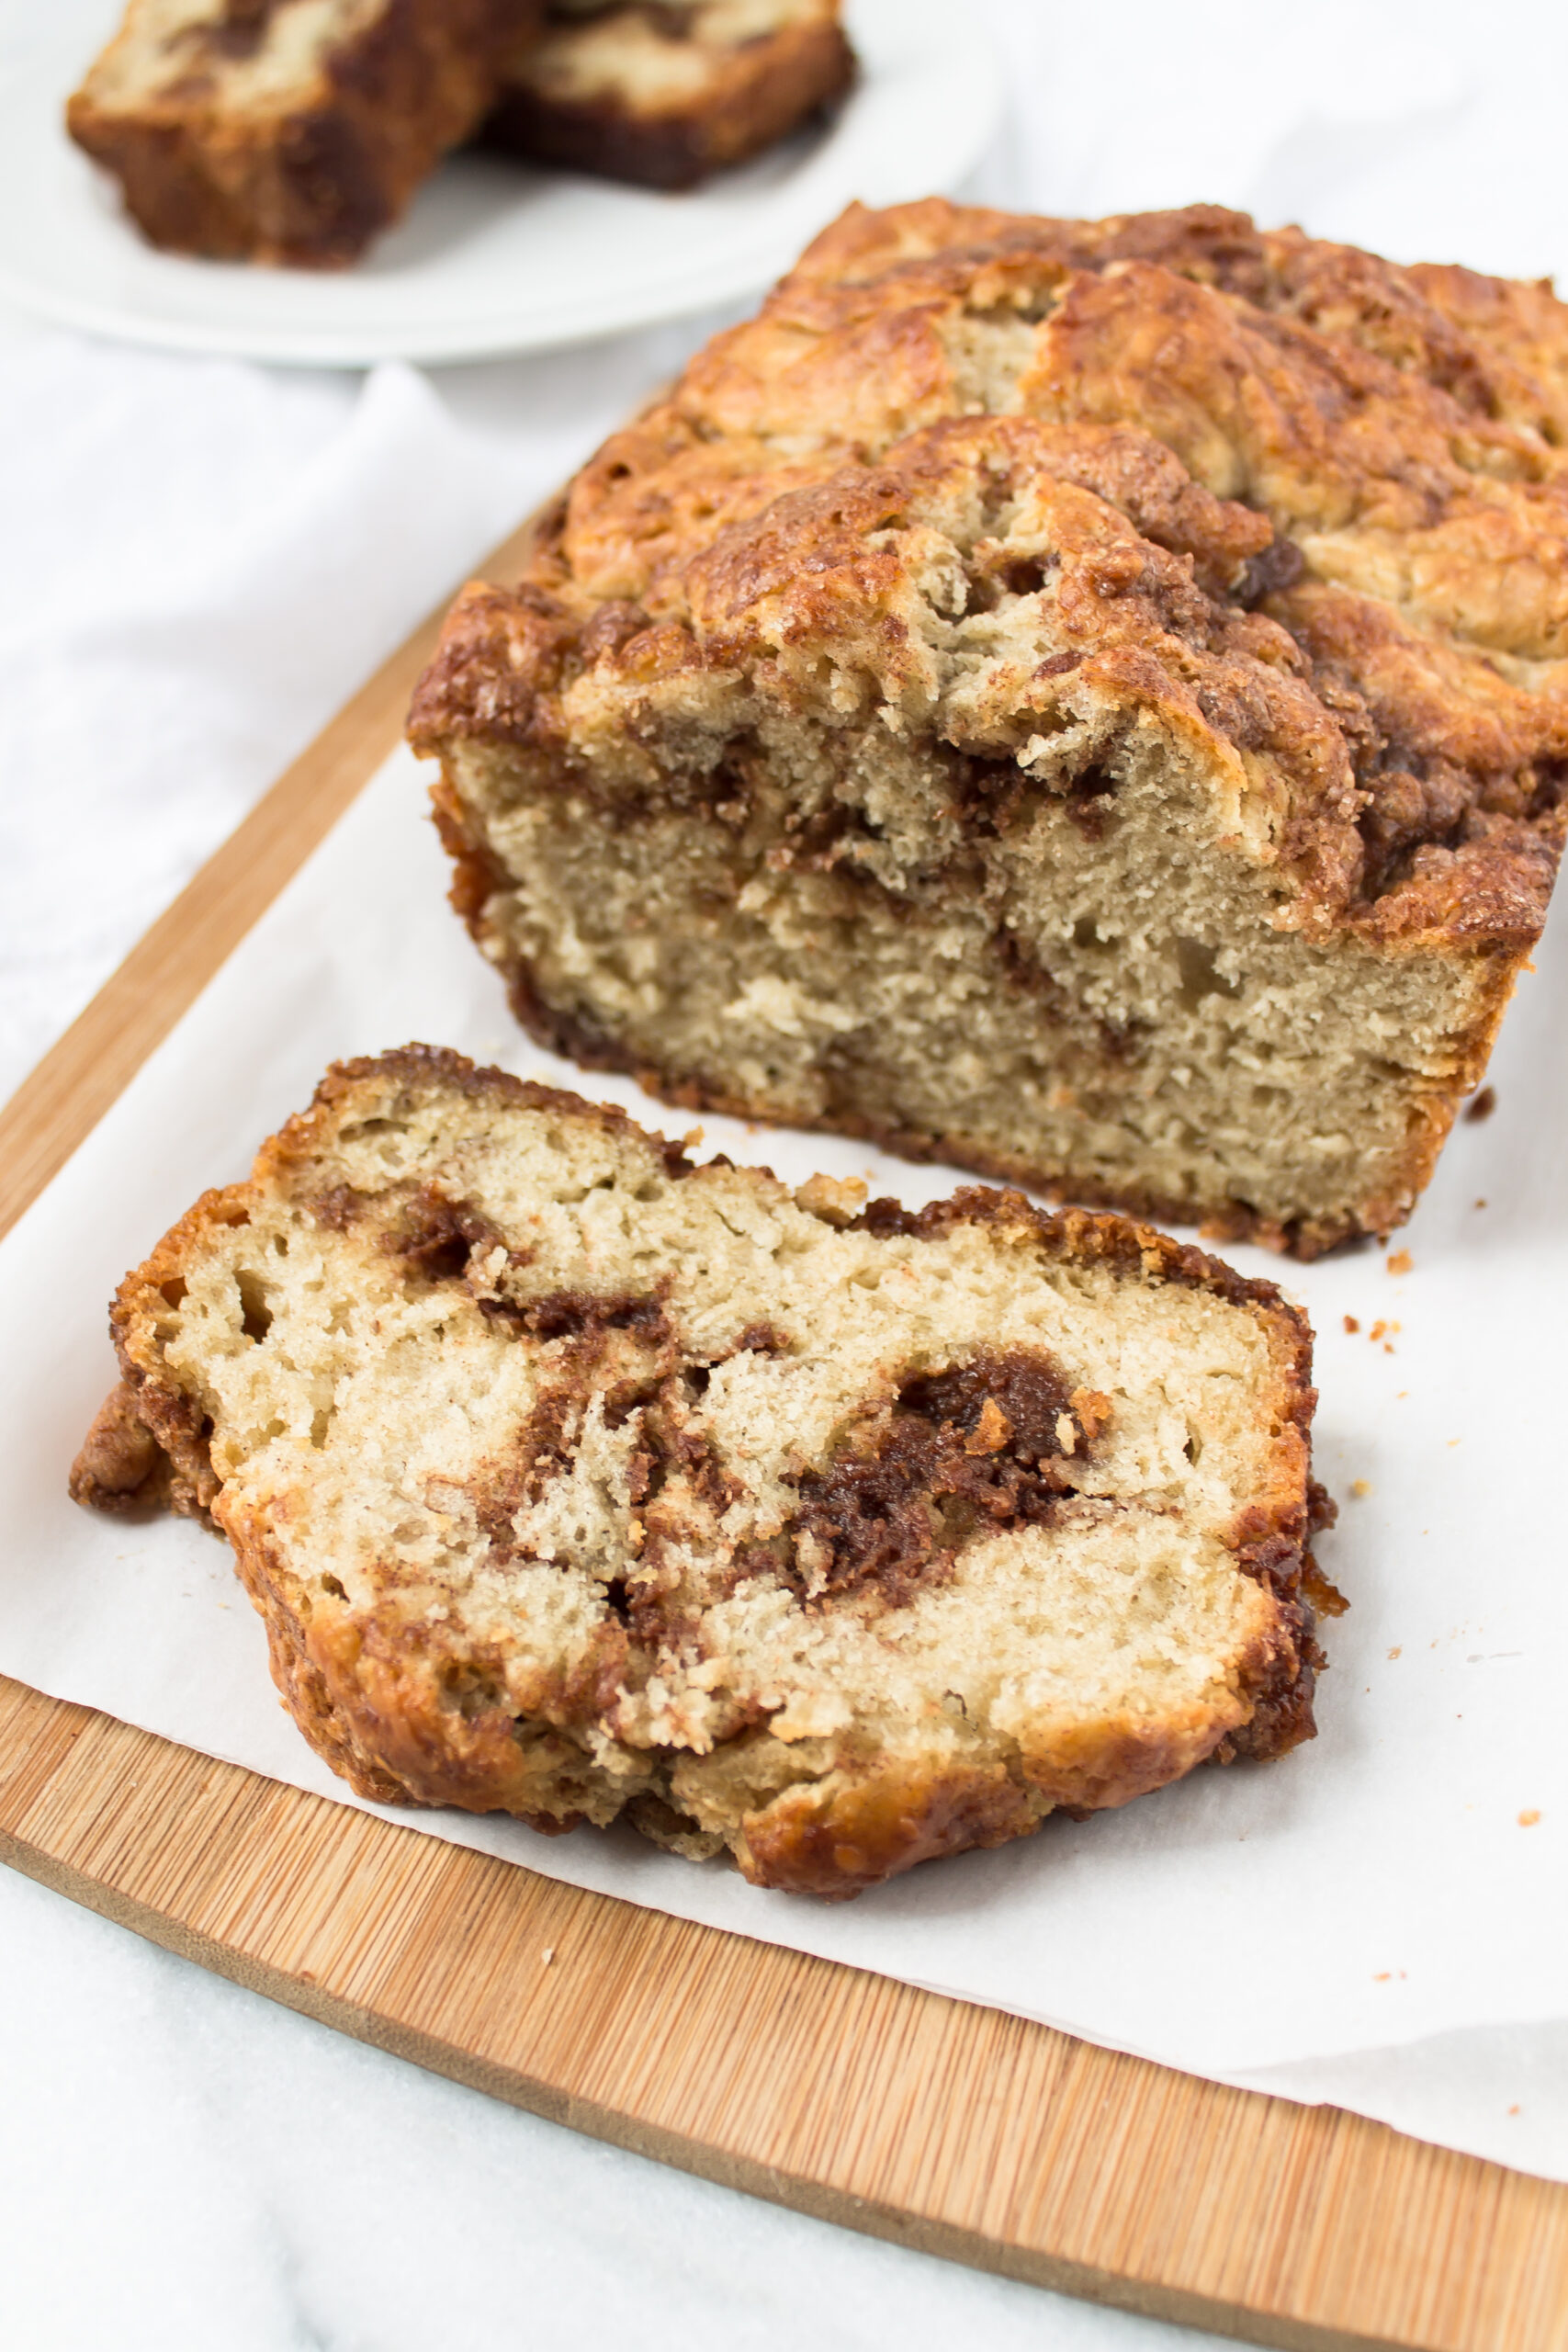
(66, 0, 543, 266)
(486, 0, 854, 190)
(72, 1046, 1333, 1897)
(409, 200, 1567, 1257)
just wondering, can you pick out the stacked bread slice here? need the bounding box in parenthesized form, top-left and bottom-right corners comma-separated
(66, 0, 855, 263)
(66, 0, 543, 266)
(488, 0, 855, 190)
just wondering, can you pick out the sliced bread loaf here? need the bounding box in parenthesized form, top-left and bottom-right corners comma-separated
(410, 200, 1567, 1255)
(73, 1046, 1333, 1896)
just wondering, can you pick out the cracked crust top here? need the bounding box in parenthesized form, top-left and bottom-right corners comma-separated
(411, 199, 1568, 951)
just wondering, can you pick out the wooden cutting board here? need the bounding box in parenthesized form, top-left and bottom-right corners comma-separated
(2, 514, 1564, 2352)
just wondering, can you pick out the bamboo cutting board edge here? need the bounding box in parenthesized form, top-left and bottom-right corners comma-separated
(0, 1676, 1478, 2352)
(0, 1785, 1217, 2344)
(1, 517, 1563, 2352)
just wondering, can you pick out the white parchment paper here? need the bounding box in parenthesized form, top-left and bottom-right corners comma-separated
(2, 745, 1563, 2179)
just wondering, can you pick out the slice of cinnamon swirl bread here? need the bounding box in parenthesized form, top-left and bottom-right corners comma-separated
(486, 0, 854, 190)
(67, 0, 542, 266)
(72, 1046, 1332, 1897)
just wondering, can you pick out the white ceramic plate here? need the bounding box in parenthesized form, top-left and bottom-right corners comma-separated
(0, 0, 1001, 368)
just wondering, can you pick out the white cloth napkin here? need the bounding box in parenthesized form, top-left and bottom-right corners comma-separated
(4, 0, 1568, 2262)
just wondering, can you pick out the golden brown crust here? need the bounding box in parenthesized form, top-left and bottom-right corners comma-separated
(487, 2, 854, 190)
(76, 1048, 1326, 1894)
(224, 1513, 422, 1807)
(67, 0, 542, 266)
(735, 1758, 1043, 1899)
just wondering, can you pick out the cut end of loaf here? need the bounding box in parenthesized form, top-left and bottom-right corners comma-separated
(75, 1046, 1333, 1898)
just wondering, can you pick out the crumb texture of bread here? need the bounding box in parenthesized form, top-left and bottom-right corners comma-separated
(77, 1046, 1330, 1897)
(486, 0, 854, 189)
(409, 201, 1568, 1255)
(67, 0, 542, 266)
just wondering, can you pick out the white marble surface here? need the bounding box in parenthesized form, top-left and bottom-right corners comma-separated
(6, 1, 1568, 2342)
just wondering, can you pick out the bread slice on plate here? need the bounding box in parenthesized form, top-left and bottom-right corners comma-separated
(66, 0, 542, 266)
(409, 199, 1567, 1256)
(486, 0, 854, 190)
(73, 1046, 1333, 1897)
